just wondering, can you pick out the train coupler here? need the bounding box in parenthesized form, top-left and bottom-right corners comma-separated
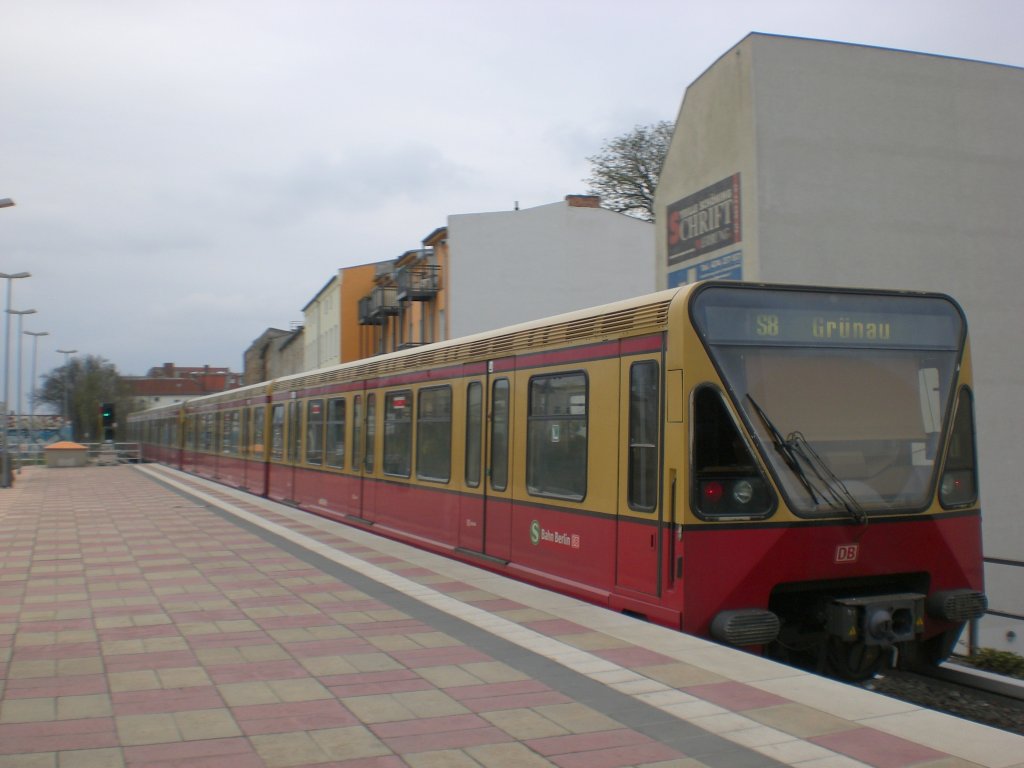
(826, 593, 925, 647)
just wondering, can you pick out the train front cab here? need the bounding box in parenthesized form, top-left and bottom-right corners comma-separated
(670, 283, 987, 678)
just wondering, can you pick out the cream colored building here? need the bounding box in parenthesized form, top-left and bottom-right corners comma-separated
(302, 274, 341, 371)
(655, 33, 1024, 651)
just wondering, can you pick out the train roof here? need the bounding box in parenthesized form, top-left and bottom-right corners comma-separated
(271, 287, 686, 393)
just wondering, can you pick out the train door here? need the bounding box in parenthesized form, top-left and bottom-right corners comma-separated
(250, 404, 269, 496)
(268, 400, 296, 504)
(482, 369, 513, 561)
(615, 357, 662, 596)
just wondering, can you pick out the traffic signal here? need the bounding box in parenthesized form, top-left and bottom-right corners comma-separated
(101, 403, 116, 440)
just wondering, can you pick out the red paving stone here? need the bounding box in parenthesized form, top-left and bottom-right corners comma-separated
(0, 718, 119, 755)
(810, 727, 950, 768)
(5, 674, 108, 698)
(112, 686, 226, 715)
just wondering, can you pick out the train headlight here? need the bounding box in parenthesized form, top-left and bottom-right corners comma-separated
(939, 470, 976, 506)
(697, 476, 772, 519)
(732, 480, 754, 505)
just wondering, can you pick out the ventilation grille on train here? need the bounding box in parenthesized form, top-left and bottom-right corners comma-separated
(710, 610, 781, 646)
(928, 590, 988, 622)
(276, 298, 672, 393)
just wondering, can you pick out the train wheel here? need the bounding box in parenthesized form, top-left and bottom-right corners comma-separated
(826, 638, 885, 681)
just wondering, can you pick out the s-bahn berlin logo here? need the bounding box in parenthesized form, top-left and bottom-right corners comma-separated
(530, 520, 581, 549)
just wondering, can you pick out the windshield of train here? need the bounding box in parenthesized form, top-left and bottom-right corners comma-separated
(691, 285, 965, 517)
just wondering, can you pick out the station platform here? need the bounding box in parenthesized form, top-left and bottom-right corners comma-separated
(1, 464, 1022, 768)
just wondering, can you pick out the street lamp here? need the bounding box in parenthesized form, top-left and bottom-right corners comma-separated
(0, 269, 30, 489)
(25, 330, 48, 446)
(0, 199, 14, 209)
(57, 348, 77, 439)
(9, 309, 37, 435)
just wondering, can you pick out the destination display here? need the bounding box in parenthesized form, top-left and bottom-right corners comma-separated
(692, 288, 963, 349)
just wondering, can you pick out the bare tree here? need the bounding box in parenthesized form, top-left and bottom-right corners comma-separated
(36, 355, 133, 441)
(584, 120, 674, 221)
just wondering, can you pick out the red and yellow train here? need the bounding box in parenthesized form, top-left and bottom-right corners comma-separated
(129, 281, 987, 678)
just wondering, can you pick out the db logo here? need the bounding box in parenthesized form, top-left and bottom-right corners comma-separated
(835, 544, 859, 563)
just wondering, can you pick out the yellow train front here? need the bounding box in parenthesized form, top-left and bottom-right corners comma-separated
(671, 283, 985, 678)
(129, 281, 986, 679)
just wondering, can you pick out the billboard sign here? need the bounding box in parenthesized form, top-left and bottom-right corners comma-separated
(666, 174, 741, 265)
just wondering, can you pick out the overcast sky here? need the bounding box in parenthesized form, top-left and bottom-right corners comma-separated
(3, 1, 1023, 402)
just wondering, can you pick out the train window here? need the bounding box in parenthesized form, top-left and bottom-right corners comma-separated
(252, 406, 266, 459)
(465, 382, 483, 487)
(224, 410, 240, 455)
(629, 361, 660, 511)
(326, 398, 345, 469)
(527, 372, 588, 501)
(288, 401, 302, 463)
(417, 386, 452, 483)
(201, 414, 214, 452)
(383, 390, 413, 477)
(270, 404, 285, 461)
(490, 379, 510, 492)
(241, 407, 251, 457)
(352, 396, 363, 470)
(365, 394, 376, 472)
(306, 399, 324, 465)
(939, 388, 978, 508)
(692, 387, 773, 519)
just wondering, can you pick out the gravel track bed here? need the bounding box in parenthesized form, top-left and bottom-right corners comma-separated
(864, 669, 1024, 735)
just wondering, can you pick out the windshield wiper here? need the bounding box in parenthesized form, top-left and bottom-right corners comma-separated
(785, 432, 868, 526)
(746, 395, 823, 504)
(746, 395, 867, 526)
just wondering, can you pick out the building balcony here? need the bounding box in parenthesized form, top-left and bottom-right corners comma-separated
(358, 286, 400, 325)
(396, 263, 440, 302)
